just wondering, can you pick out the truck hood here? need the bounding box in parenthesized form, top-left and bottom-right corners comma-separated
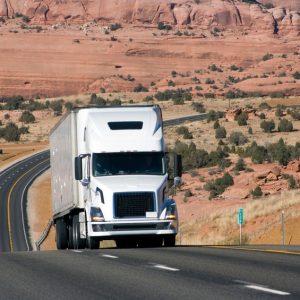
(92, 175, 167, 193)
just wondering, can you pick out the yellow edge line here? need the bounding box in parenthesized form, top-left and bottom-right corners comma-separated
(7, 159, 49, 252)
(205, 245, 300, 255)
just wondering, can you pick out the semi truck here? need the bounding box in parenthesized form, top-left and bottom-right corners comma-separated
(50, 105, 182, 249)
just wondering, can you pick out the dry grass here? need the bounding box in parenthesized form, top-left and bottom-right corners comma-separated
(178, 189, 300, 246)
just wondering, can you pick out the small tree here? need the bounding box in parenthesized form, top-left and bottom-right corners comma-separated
(213, 120, 220, 129)
(260, 120, 275, 133)
(19, 110, 35, 124)
(4, 122, 20, 142)
(236, 112, 248, 126)
(49, 100, 63, 115)
(251, 186, 263, 198)
(278, 118, 293, 132)
(229, 132, 248, 146)
(215, 126, 227, 139)
(234, 158, 246, 171)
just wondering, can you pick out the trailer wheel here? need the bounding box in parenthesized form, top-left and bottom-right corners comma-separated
(164, 235, 176, 247)
(72, 214, 86, 249)
(56, 218, 68, 250)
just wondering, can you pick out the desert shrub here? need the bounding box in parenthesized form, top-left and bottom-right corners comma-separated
(20, 99, 47, 111)
(49, 100, 63, 114)
(204, 93, 215, 99)
(245, 142, 268, 164)
(259, 102, 271, 110)
(213, 120, 220, 129)
(205, 78, 215, 84)
(184, 190, 193, 197)
(89, 94, 107, 106)
(19, 110, 35, 124)
(286, 175, 297, 189)
(158, 22, 172, 30)
(0, 149, 2, 154)
(133, 84, 148, 92)
(262, 53, 273, 61)
(4, 113, 10, 120)
(204, 172, 234, 199)
(110, 99, 122, 106)
(260, 120, 275, 133)
(110, 23, 122, 31)
(251, 186, 262, 198)
(171, 70, 177, 77)
(19, 126, 29, 134)
(218, 158, 231, 169)
(292, 71, 300, 80)
(176, 126, 189, 135)
(290, 110, 300, 120)
(278, 118, 293, 132)
(168, 80, 176, 87)
(234, 158, 246, 171)
(236, 112, 248, 126)
(248, 127, 253, 134)
(259, 113, 266, 119)
(275, 106, 284, 117)
(207, 110, 224, 122)
(3, 122, 20, 142)
(215, 126, 227, 139)
(154, 88, 192, 103)
(192, 102, 206, 113)
(229, 132, 248, 146)
(267, 138, 291, 166)
(64, 102, 74, 111)
(2, 95, 24, 110)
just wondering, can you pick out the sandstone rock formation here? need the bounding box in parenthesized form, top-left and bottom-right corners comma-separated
(0, 0, 299, 34)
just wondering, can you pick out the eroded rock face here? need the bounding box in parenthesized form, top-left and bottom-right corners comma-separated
(0, 0, 298, 34)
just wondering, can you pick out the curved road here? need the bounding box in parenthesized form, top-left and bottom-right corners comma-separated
(0, 150, 50, 252)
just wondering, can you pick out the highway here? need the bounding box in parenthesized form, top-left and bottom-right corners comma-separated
(0, 150, 50, 252)
(0, 246, 299, 299)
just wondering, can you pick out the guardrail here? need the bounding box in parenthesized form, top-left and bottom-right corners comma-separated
(35, 219, 53, 251)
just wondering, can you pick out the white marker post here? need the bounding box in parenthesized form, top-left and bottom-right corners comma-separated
(281, 210, 285, 245)
(238, 208, 244, 245)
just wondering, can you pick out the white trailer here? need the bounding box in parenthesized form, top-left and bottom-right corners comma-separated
(50, 106, 182, 249)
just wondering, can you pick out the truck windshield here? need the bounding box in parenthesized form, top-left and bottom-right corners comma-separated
(92, 152, 166, 176)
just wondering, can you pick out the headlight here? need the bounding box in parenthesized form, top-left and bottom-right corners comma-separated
(90, 207, 105, 222)
(164, 199, 177, 220)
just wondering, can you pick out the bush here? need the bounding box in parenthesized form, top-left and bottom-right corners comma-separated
(213, 120, 220, 129)
(267, 138, 291, 166)
(287, 175, 297, 189)
(49, 100, 63, 114)
(259, 102, 271, 110)
(251, 186, 262, 198)
(290, 110, 300, 120)
(158, 22, 172, 30)
(229, 132, 248, 146)
(89, 94, 107, 106)
(204, 172, 234, 199)
(248, 127, 253, 134)
(19, 126, 29, 134)
(245, 142, 268, 164)
(19, 110, 35, 124)
(236, 112, 248, 126)
(278, 118, 293, 132)
(262, 53, 273, 61)
(292, 71, 300, 80)
(205, 78, 215, 84)
(133, 84, 148, 92)
(110, 99, 122, 106)
(259, 113, 266, 119)
(168, 80, 176, 87)
(183, 131, 193, 139)
(207, 110, 224, 122)
(234, 158, 246, 171)
(184, 190, 193, 197)
(110, 23, 122, 31)
(176, 126, 189, 135)
(64, 102, 74, 111)
(260, 120, 275, 133)
(192, 102, 206, 113)
(215, 126, 227, 139)
(3, 122, 20, 142)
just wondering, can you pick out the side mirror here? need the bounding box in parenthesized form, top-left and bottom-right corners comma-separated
(75, 156, 82, 180)
(174, 153, 182, 177)
(174, 153, 182, 187)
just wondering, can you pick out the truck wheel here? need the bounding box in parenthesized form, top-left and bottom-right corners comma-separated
(56, 218, 68, 250)
(67, 220, 74, 249)
(87, 237, 99, 249)
(164, 235, 176, 247)
(72, 214, 86, 249)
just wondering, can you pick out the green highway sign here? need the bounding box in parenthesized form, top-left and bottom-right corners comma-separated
(238, 208, 244, 225)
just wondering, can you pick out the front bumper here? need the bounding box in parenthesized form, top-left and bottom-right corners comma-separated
(87, 219, 177, 238)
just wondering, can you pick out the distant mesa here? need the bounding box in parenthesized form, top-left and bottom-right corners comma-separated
(0, 0, 299, 34)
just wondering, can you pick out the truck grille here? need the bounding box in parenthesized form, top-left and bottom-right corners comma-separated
(114, 192, 155, 218)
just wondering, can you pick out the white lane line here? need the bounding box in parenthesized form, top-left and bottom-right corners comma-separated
(72, 250, 83, 253)
(102, 254, 118, 259)
(153, 264, 180, 272)
(245, 285, 290, 296)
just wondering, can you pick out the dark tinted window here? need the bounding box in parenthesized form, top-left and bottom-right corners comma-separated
(108, 121, 143, 130)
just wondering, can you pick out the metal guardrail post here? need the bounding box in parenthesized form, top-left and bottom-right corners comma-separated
(35, 219, 53, 251)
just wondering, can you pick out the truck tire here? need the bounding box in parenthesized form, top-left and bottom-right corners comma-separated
(56, 218, 68, 250)
(87, 237, 99, 249)
(164, 235, 176, 247)
(67, 219, 74, 249)
(72, 214, 86, 249)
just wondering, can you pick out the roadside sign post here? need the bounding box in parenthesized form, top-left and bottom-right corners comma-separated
(281, 210, 285, 245)
(238, 208, 244, 245)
